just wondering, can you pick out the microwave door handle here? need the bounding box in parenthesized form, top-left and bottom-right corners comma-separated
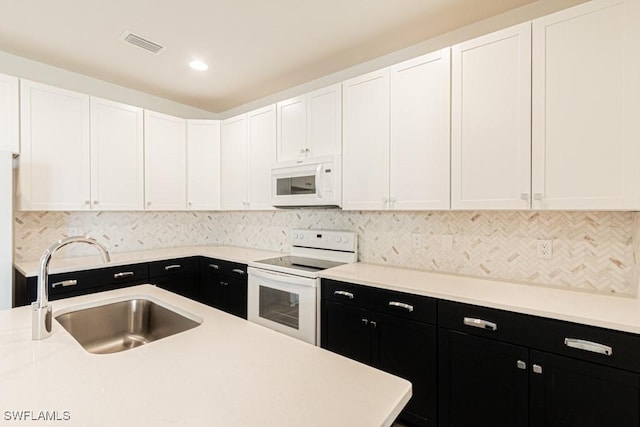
(315, 164, 323, 198)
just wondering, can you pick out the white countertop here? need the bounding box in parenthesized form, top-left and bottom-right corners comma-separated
(15, 245, 283, 277)
(0, 285, 411, 426)
(320, 263, 640, 335)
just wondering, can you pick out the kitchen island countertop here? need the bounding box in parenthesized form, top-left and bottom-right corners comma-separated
(0, 285, 411, 426)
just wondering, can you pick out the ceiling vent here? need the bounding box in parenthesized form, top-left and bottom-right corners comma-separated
(121, 31, 165, 55)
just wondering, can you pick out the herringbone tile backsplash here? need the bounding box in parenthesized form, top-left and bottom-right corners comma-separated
(14, 210, 638, 296)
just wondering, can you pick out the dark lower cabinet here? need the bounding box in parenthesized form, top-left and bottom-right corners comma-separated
(16, 263, 150, 306)
(321, 279, 438, 427)
(149, 257, 199, 301)
(439, 300, 640, 427)
(199, 258, 248, 319)
(530, 350, 640, 427)
(438, 329, 529, 427)
(439, 329, 529, 427)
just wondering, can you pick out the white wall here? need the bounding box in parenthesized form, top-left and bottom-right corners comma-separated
(0, 151, 13, 309)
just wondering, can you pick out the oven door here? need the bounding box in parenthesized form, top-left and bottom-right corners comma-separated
(247, 267, 318, 345)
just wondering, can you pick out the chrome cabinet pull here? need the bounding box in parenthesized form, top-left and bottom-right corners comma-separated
(388, 301, 414, 312)
(231, 269, 245, 275)
(164, 264, 182, 271)
(208, 264, 220, 269)
(220, 281, 229, 287)
(520, 193, 529, 201)
(361, 318, 368, 326)
(532, 364, 543, 374)
(463, 317, 497, 331)
(370, 321, 377, 328)
(113, 271, 134, 279)
(51, 279, 78, 288)
(516, 360, 527, 370)
(334, 290, 354, 299)
(564, 338, 613, 356)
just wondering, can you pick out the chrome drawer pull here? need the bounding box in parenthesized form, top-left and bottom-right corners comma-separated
(564, 338, 612, 356)
(164, 264, 182, 271)
(51, 279, 78, 288)
(208, 264, 220, 269)
(113, 271, 134, 279)
(388, 301, 414, 312)
(463, 317, 497, 331)
(231, 269, 245, 275)
(334, 290, 354, 299)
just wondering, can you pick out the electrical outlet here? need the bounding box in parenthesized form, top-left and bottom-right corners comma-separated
(411, 233, 422, 248)
(536, 239, 552, 259)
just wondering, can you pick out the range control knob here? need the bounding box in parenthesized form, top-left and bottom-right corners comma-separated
(343, 237, 349, 244)
(293, 233, 299, 239)
(336, 236, 342, 243)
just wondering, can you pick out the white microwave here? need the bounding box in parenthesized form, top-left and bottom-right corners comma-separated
(271, 155, 341, 208)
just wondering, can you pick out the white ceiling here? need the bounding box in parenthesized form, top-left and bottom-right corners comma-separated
(0, 0, 547, 112)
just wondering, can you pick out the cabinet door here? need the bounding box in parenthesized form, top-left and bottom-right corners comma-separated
(323, 301, 372, 365)
(375, 313, 437, 427)
(247, 105, 276, 210)
(451, 23, 531, 210)
(19, 80, 90, 211)
(342, 69, 390, 210)
(144, 111, 186, 210)
(220, 114, 248, 210)
(390, 49, 451, 211)
(0, 73, 18, 153)
(438, 329, 529, 427)
(307, 83, 342, 158)
(532, 0, 640, 210)
(276, 96, 306, 162)
(90, 97, 144, 210)
(187, 120, 221, 210)
(530, 350, 640, 427)
(227, 275, 248, 319)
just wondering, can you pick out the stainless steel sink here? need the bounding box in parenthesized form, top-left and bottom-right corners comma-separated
(55, 298, 202, 354)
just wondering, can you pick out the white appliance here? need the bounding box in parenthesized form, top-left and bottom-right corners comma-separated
(271, 155, 341, 208)
(248, 229, 357, 345)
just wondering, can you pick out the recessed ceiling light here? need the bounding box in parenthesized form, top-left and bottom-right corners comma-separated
(189, 60, 209, 71)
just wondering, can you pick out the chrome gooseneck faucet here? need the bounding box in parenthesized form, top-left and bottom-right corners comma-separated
(32, 236, 111, 340)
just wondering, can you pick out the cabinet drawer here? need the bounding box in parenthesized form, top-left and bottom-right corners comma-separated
(530, 317, 640, 373)
(201, 257, 247, 279)
(149, 257, 196, 278)
(85, 263, 149, 286)
(438, 300, 531, 347)
(375, 289, 436, 324)
(322, 279, 376, 308)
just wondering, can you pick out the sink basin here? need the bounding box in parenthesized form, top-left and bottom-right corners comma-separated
(55, 297, 202, 354)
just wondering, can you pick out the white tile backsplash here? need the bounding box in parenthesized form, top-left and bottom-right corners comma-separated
(14, 210, 637, 296)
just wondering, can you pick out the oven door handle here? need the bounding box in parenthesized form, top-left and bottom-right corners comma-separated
(247, 267, 317, 288)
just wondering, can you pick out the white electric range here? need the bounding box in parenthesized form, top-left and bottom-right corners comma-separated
(247, 229, 358, 345)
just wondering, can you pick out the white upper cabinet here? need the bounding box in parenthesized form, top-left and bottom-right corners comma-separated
(532, 0, 640, 210)
(342, 69, 390, 210)
(19, 80, 91, 211)
(220, 114, 249, 210)
(187, 120, 221, 211)
(90, 97, 144, 211)
(0, 73, 18, 154)
(390, 49, 451, 210)
(144, 110, 186, 211)
(247, 105, 276, 210)
(276, 83, 341, 162)
(451, 23, 532, 210)
(343, 49, 451, 211)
